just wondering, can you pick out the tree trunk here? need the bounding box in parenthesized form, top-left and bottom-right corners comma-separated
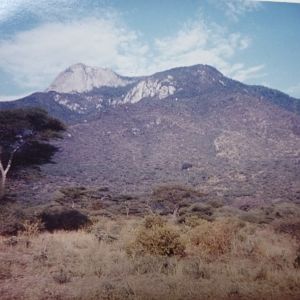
(0, 150, 16, 200)
(0, 172, 6, 200)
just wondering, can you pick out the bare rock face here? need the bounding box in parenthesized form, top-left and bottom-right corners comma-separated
(46, 63, 131, 94)
(123, 77, 176, 103)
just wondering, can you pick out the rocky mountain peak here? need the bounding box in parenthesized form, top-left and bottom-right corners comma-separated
(46, 63, 131, 94)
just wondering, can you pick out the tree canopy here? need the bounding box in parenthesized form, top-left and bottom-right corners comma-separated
(0, 108, 65, 168)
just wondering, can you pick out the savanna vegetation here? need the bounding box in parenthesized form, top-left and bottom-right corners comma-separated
(0, 196, 299, 300)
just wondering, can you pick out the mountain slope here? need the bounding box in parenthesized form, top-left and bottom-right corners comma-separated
(40, 90, 300, 205)
(1, 64, 300, 206)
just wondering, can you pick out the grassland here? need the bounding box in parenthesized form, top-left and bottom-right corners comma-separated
(0, 208, 299, 300)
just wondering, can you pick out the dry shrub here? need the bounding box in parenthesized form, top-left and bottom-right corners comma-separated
(179, 203, 215, 222)
(232, 224, 299, 269)
(294, 252, 300, 269)
(127, 215, 185, 257)
(52, 268, 71, 284)
(153, 185, 203, 202)
(59, 186, 87, 200)
(151, 185, 204, 214)
(0, 261, 12, 280)
(143, 214, 166, 229)
(22, 219, 43, 237)
(239, 202, 300, 225)
(207, 199, 224, 208)
(184, 215, 204, 228)
(180, 258, 210, 279)
(87, 217, 123, 243)
(188, 218, 242, 258)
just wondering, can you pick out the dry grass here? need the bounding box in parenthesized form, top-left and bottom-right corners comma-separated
(0, 214, 299, 300)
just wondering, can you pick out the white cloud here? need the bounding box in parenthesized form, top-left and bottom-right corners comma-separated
(253, 0, 300, 3)
(232, 64, 266, 81)
(151, 21, 264, 82)
(0, 0, 27, 22)
(0, 92, 32, 101)
(0, 15, 265, 94)
(211, 0, 300, 22)
(210, 0, 261, 21)
(1, 0, 298, 24)
(0, 17, 149, 90)
(286, 83, 300, 98)
(0, 0, 90, 23)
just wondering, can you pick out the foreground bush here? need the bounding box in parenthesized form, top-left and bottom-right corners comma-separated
(127, 215, 185, 256)
(188, 218, 242, 258)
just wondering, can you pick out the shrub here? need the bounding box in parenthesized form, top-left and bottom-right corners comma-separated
(184, 215, 206, 227)
(22, 219, 43, 237)
(0, 261, 12, 280)
(60, 186, 87, 199)
(294, 252, 300, 269)
(182, 203, 215, 221)
(152, 185, 203, 204)
(128, 217, 185, 257)
(52, 268, 71, 284)
(207, 199, 224, 209)
(151, 185, 204, 214)
(144, 215, 166, 229)
(188, 218, 240, 258)
(39, 206, 90, 232)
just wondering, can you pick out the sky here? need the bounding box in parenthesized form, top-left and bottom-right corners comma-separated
(0, 0, 299, 100)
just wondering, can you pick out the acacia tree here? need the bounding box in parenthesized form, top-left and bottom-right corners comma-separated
(0, 108, 65, 199)
(0, 144, 21, 199)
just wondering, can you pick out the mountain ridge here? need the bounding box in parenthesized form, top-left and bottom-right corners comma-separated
(1, 63, 299, 123)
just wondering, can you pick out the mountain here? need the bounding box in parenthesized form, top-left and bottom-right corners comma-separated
(1, 63, 299, 123)
(1, 64, 300, 207)
(46, 63, 134, 93)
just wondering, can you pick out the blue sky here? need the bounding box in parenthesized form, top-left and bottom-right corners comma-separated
(0, 0, 299, 100)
